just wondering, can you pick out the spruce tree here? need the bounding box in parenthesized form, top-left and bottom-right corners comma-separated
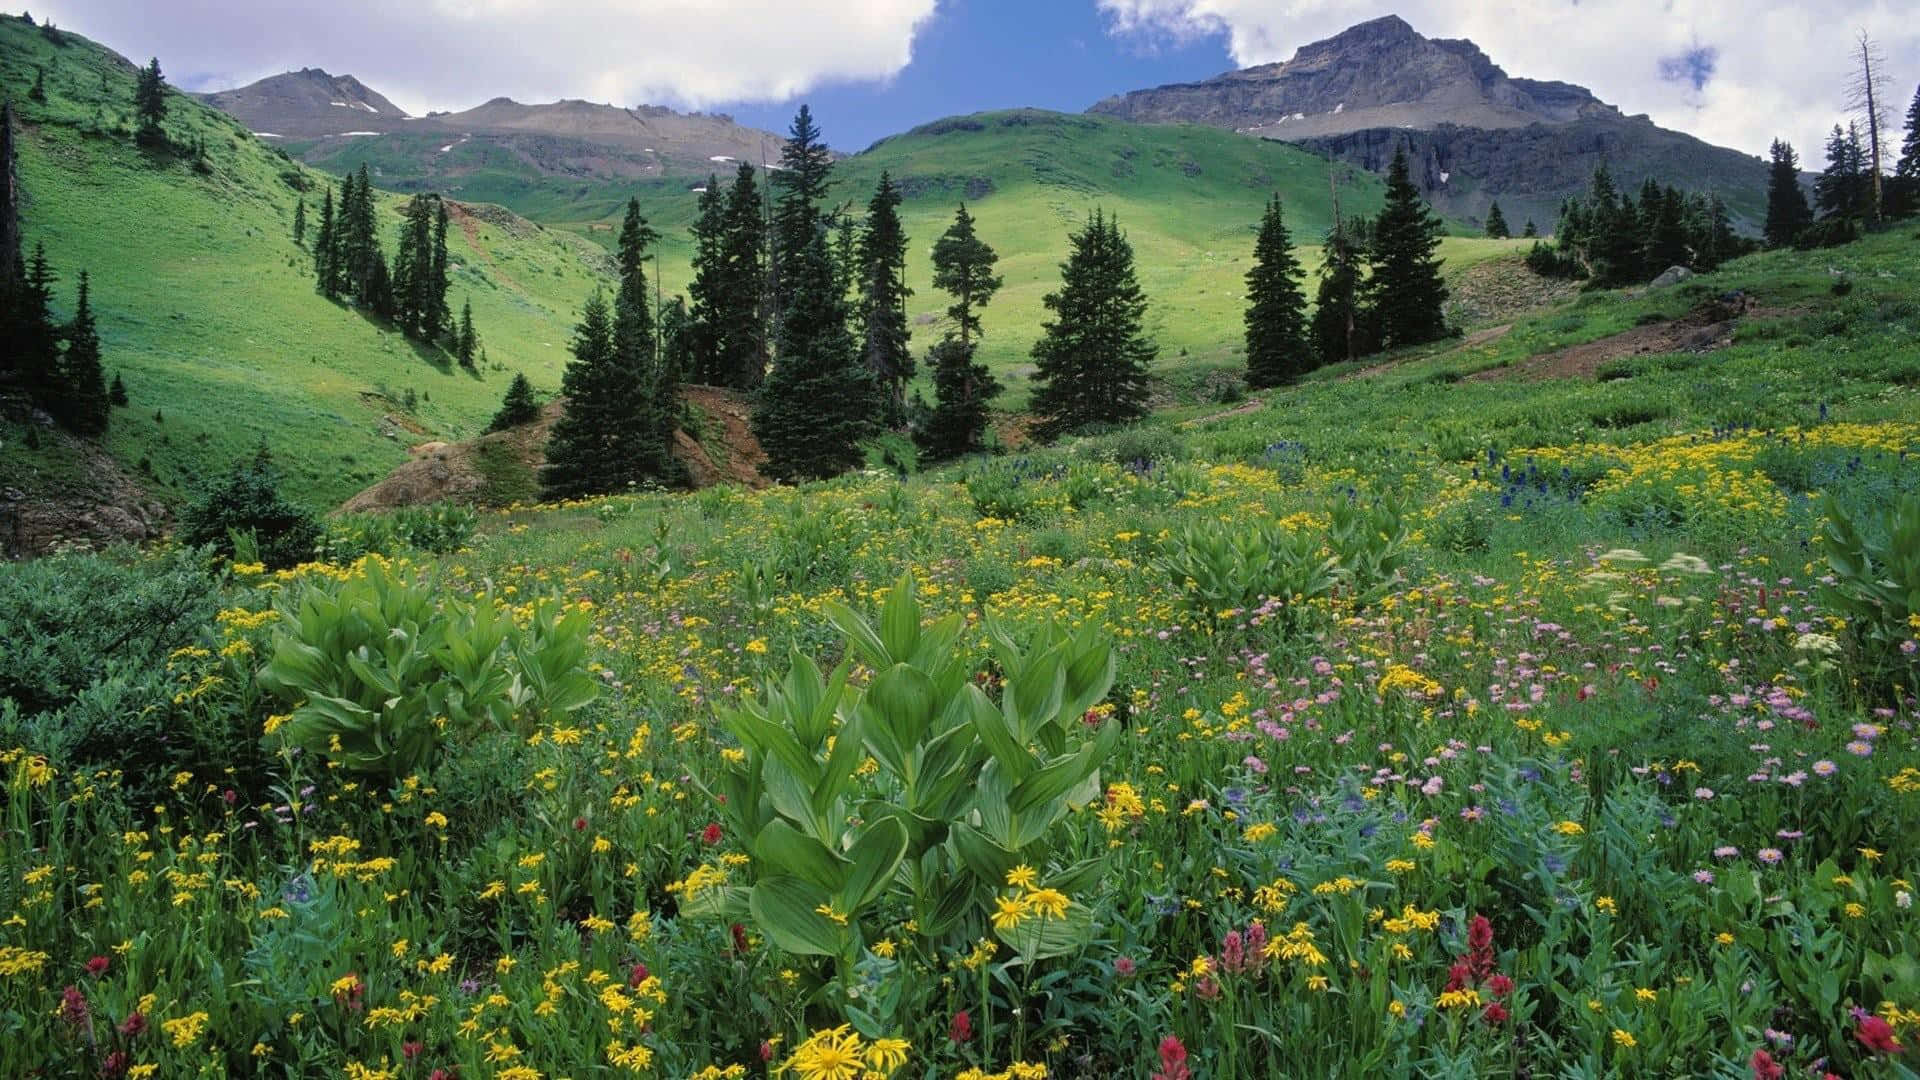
(18, 242, 59, 405)
(1367, 145, 1450, 349)
(1648, 184, 1691, 271)
(1816, 123, 1871, 220)
(1029, 210, 1156, 441)
(1522, 219, 1538, 238)
(684, 179, 727, 384)
(753, 223, 876, 482)
(340, 165, 387, 310)
(132, 57, 167, 146)
(856, 172, 912, 424)
(769, 105, 833, 332)
(1242, 193, 1311, 389)
(456, 300, 476, 368)
(55, 269, 108, 435)
(428, 198, 451, 338)
(718, 163, 769, 388)
(313, 186, 339, 297)
(108, 371, 127, 407)
(542, 292, 640, 498)
(29, 66, 44, 104)
(180, 443, 320, 569)
(293, 197, 306, 246)
(487, 372, 539, 432)
(611, 198, 679, 485)
(918, 203, 1003, 462)
(1891, 84, 1920, 219)
(1311, 219, 1367, 365)
(1764, 139, 1813, 247)
(1484, 201, 1510, 239)
(392, 193, 436, 337)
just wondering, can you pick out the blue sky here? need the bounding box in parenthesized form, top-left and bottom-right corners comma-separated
(715, 0, 1235, 152)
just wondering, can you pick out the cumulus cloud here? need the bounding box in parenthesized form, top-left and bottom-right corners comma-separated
(39, 0, 937, 124)
(1097, 1, 1920, 161)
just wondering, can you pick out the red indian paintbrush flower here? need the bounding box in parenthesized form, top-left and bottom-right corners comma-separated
(1749, 1048, 1784, 1080)
(950, 1010, 973, 1043)
(1858, 1014, 1901, 1054)
(1152, 1035, 1191, 1080)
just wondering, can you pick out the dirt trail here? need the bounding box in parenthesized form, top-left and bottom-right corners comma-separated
(1348, 323, 1512, 380)
(447, 202, 524, 294)
(1469, 298, 1785, 382)
(1183, 397, 1266, 426)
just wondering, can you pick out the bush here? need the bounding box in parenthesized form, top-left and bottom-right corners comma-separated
(317, 505, 479, 562)
(0, 546, 220, 714)
(1157, 515, 1339, 619)
(1819, 493, 1920, 691)
(179, 444, 321, 569)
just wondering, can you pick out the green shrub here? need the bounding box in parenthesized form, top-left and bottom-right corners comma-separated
(0, 546, 219, 714)
(1819, 493, 1920, 691)
(317, 505, 479, 562)
(1157, 515, 1339, 618)
(261, 560, 598, 782)
(179, 444, 321, 569)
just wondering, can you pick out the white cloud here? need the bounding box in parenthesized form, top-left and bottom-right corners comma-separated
(40, 0, 938, 124)
(1097, 1, 1920, 162)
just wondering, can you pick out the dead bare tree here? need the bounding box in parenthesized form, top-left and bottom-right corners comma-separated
(1847, 30, 1892, 221)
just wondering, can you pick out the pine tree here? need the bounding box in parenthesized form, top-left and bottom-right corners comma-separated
(54, 269, 108, 435)
(769, 105, 833, 331)
(1890, 83, 1920, 219)
(180, 443, 320, 569)
(29, 66, 45, 103)
(109, 371, 127, 407)
(1310, 218, 1368, 365)
(1242, 193, 1311, 388)
(684, 179, 727, 384)
(1522, 219, 1538, 238)
(17, 242, 60, 405)
(392, 193, 437, 338)
(856, 172, 912, 424)
(340, 165, 387, 310)
(456, 300, 477, 368)
(429, 198, 450, 338)
(929, 203, 1000, 349)
(918, 203, 1004, 462)
(753, 223, 876, 482)
(610, 198, 679, 485)
(1763, 139, 1813, 247)
(718, 163, 769, 388)
(1029, 210, 1156, 441)
(1816, 123, 1871, 220)
(1367, 145, 1450, 349)
(1484, 201, 1510, 239)
(1648, 184, 1692, 271)
(1694, 192, 1738, 271)
(658, 296, 694, 386)
(487, 372, 539, 432)
(132, 57, 167, 146)
(293, 197, 306, 246)
(312, 186, 338, 296)
(541, 292, 652, 498)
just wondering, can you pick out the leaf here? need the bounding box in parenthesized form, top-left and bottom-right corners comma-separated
(836, 816, 909, 912)
(753, 820, 846, 892)
(993, 900, 1095, 963)
(879, 573, 920, 661)
(749, 876, 845, 957)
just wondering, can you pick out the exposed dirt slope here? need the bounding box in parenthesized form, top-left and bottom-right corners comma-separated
(340, 385, 766, 513)
(1, 399, 170, 558)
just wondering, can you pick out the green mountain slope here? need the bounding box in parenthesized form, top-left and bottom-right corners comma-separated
(0, 16, 606, 510)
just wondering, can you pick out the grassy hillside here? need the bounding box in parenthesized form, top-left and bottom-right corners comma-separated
(280, 106, 1529, 399)
(0, 17, 607, 509)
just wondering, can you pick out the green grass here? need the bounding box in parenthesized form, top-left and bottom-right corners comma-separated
(0, 17, 598, 509)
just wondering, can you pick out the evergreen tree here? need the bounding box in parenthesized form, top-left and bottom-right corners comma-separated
(1522, 219, 1538, 238)
(1310, 218, 1368, 365)
(753, 223, 876, 482)
(1028, 210, 1156, 441)
(1484, 201, 1510, 238)
(132, 57, 167, 145)
(918, 203, 1003, 462)
(487, 372, 540, 432)
(1890, 83, 1920, 218)
(831, 210, 860, 306)
(340, 165, 387, 310)
(684, 179, 727, 384)
(28, 66, 45, 103)
(856, 172, 913, 424)
(658, 296, 694, 385)
(312, 185, 338, 297)
(929, 203, 999, 348)
(392, 193, 437, 338)
(611, 197, 679, 485)
(1242, 193, 1311, 388)
(1367, 145, 1450, 349)
(1694, 192, 1739, 271)
(293, 196, 306, 246)
(109, 371, 127, 407)
(1816, 123, 1871, 220)
(543, 292, 651, 498)
(456, 299, 476, 368)
(717, 163, 768, 388)
(1648, 184, 1692, 271)
(1763, 139, 1813, 247)
(769, 105, 833, 331)
(54, 269, 108, 435)
(17, 242, 59, 404)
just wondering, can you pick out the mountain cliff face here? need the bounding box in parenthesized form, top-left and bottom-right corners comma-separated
(1089, 15, 1768, 234)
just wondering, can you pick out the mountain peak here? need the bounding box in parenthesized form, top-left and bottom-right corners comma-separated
(195, 68, 408, 135)
(1090, 16, 1613, 137)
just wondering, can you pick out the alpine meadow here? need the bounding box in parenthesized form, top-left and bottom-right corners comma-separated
(5, 6, 1920, 1080)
